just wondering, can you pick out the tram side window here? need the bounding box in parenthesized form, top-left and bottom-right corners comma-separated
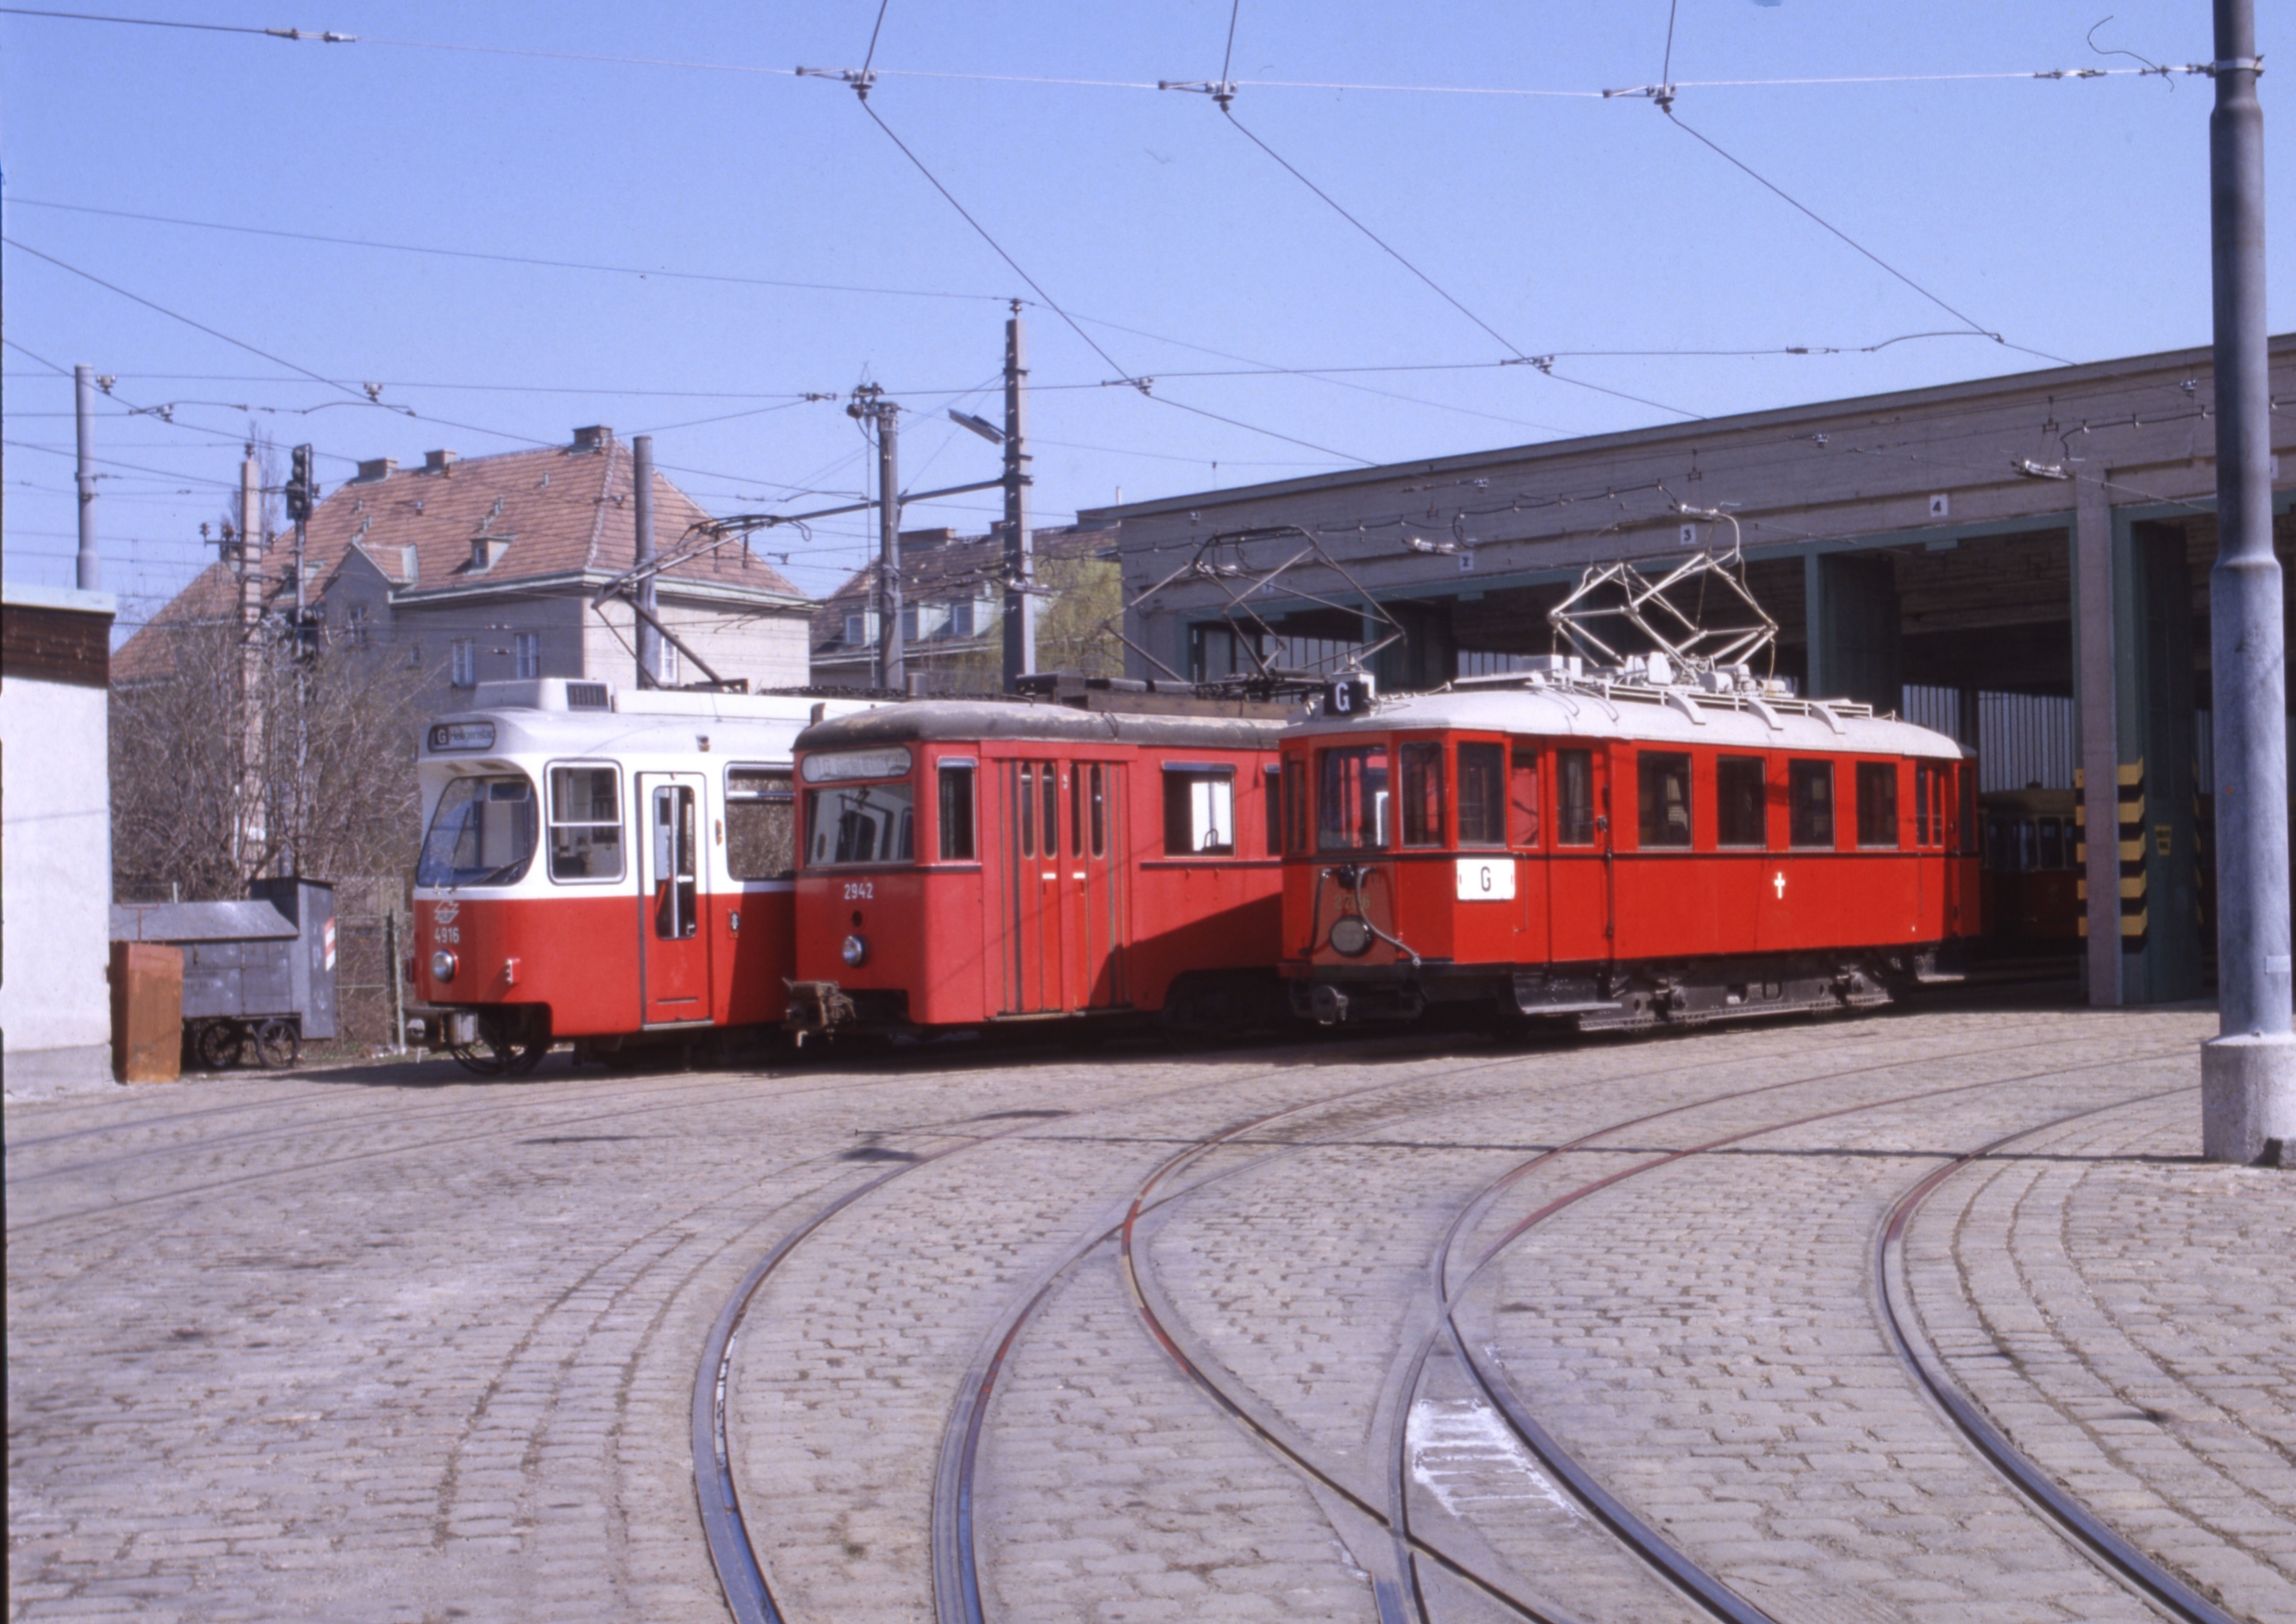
(1915, 763, 1936, 845)
(1317, 745, 1390, 851)
(1457, 743, 1506, 847)
(938, 764, 977, 861)
(725, 767, 795, 880)
(1789, 760, 1835, 847)
(1282, 758, 1308, 854)
(1087, 764, 1108, 857)
(548, 766, 623, 881)
(1264, 765, 1284, 855)
(1555, 749, 1595, 845)
(1399, 742, 1447, 848)
(1637, 752, 1692, 848)
(1716, 756, 1766, 848)
(651, 784, 699, 941)
(1506, 746, 1540, 846)
(1163, 768, 1235, 856)
(1856, 762, 1900, 848)
(2037, 816, 2065, 869)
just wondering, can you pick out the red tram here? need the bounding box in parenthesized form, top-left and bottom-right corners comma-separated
(782, 687, 1290, 1039)
(407, 679, 880, 1069)
(1278, 662, 1978, 1030)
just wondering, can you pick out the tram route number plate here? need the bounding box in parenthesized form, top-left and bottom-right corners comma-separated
(1455, 858, 1516, 901)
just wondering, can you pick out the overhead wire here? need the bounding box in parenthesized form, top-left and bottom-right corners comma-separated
(0, 8, 2219, 96)
(6, 198, 1019, 305)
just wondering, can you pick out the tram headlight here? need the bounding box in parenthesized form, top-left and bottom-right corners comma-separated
(1329, 916, 1374, 957)
(841, 933, 868, 968)
(430, 949, 458, 982)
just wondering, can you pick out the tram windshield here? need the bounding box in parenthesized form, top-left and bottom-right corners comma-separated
(418, 774, 538, 888)
(805, 781, 916, 866)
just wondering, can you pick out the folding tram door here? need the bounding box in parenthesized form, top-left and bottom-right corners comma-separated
(1000, 758, 1127, 1016)
(638, 771, 713, 1026)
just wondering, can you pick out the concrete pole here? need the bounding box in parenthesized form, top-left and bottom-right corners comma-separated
(2202, 0, 2296, 1164)
(1002, 306, 1036, 691)
(632, 434, 661, 688)
(237, 450, 267, 877)
(73, 364, 99, 591)
(876, 403, 904, 693)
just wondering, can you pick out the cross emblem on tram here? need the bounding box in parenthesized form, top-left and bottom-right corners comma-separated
(1773, 871, 1787, 900)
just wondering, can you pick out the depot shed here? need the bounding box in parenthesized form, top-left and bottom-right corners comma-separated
(110, 879, 339, 1042)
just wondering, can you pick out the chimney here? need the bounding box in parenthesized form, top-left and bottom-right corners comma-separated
(423, 449, 458, 473)
(355, 457, 397, 482)
(899, 527, 957, 552)
(571, 425, 611, 452)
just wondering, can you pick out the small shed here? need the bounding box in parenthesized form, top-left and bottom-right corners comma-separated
(110, 879, 339, 1050)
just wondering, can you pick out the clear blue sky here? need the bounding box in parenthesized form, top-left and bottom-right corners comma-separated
(5, 1, 2289, 627)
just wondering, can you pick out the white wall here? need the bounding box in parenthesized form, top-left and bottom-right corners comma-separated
(2, 589, 117, 1095)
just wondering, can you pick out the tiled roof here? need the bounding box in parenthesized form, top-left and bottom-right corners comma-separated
(810, 524, 1115, 656)
(116, 430, 806, 681)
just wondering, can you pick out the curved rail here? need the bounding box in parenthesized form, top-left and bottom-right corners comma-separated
(1874, 1091, 2240, 1624)
(1435, 1044, 2192, 1624)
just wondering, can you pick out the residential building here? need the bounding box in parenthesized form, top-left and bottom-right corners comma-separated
(116, 427, 813, 710)
(808, 523, 1118, 692)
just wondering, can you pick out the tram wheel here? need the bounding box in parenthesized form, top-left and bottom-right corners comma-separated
(253, 1019, 301, 1070)
(451, 1014, 550, 1077)
(194, 1021, 245, 1070)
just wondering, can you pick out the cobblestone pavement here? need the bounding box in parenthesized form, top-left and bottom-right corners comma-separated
(7, 1007, 2290, 1624)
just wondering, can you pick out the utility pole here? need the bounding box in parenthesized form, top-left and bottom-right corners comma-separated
(1001, 306, 1035, 692)
(73, 364, 99, 591)
(851, 387, 904, 692)
(2202, 0, 2294, 1164)
(235, 447, 268, 878)
(632, 434, 661, 688)
(284, 445, 318, 879)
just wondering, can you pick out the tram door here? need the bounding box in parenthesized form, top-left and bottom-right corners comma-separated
(1003, 760, 1067, 1013)
(1545, 744, 1613, 963)
(1066, 762, 1128, 1009)
(639, 772, 713, 1025)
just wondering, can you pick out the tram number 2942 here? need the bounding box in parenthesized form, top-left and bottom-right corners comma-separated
(842, 881, 876, 902)
(1454, 858, 1516, 902)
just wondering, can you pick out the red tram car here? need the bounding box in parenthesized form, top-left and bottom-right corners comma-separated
(1278, 662, 1978, 1030)
(782, 688, 1291, 1040)
(406, 679, 880, 1069)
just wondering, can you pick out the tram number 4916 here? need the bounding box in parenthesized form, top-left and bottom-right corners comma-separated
(1454, 858, 1516, 902)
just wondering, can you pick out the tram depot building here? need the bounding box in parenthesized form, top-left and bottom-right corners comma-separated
(1083, 334, 2296, 1012)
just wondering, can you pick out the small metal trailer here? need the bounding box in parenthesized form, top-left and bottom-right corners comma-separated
(110, 879, 338, 1068)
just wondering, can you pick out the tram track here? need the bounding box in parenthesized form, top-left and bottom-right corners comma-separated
(1875, 1092, 2242, 1624)
(927, 1018, 2092, 1624)
(1094, 1030, 2205, 1624)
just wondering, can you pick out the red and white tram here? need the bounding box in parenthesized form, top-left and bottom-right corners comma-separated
(408, 678, 880, 1069)
(1278, 662, 1978, 1030)
(782, 687, 1291, 1040)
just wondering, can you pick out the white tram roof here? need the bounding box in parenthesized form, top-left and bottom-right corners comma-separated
(421, 678, 888, 768)
(1291, 680, 1965, 760)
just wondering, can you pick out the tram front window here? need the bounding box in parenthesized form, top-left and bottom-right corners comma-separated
(418, 775, 537, 888)
(1317, 744, 1390, 852)
(805, 781, 917, 866)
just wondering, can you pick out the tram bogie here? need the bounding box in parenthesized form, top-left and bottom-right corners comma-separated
(1279, 668, 1978, 1031)
(407, 678, 883, 1069)
(784, 694, 1292, 1041)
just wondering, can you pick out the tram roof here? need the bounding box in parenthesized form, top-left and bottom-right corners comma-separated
(798, 698, 1286, 755)
(1290, 682, 1965, 758)
(422, 692, 885, 767)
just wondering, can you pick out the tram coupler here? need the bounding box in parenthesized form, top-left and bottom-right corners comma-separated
(784, 980, 858, 1043)
(1308, 984, 1351, 1026)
